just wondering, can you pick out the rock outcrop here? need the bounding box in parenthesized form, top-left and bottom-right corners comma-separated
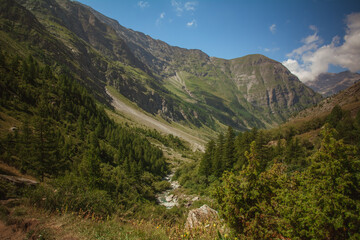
(185, 205, 219, 229)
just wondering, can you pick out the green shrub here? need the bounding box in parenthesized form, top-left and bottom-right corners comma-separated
(153, 180, 171, 192)
(27, 176, 115, 217)
(0, 179, 18, 200)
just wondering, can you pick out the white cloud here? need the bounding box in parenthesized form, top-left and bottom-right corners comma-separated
(287, 26, 321, 58)
(264, 47, 280, 52)
(156, 12, 166, 26)
(187, 19, 197, 27)
(185, 1, 197, 11)
(283, 13, 360, 82)
(270, 24, 276, 34)
(172, 0, 197, 16)
(309, 25, 318, 32)
(303, 32, 319, 44)
(137, 1, 149, 9)
(172, 0, 183, 16)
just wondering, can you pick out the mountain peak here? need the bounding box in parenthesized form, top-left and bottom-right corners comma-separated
(234, 54, 274, 61)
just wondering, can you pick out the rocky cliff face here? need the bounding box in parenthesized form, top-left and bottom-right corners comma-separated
(4, 0, 322, 130)
(211, 55, 321, 121)
(305, 71, 360, 97)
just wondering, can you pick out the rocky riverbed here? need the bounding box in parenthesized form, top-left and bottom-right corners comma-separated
(156, 172, 202, 208)
(156, 173, 180, 208)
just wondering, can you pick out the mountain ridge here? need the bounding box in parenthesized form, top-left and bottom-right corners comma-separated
(2, 0, 322, 132)
(305, 71, 360, 97)
(292, 80, 360, 122)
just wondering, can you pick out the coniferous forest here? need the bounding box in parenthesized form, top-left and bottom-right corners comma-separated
(0, 52, 169, 216)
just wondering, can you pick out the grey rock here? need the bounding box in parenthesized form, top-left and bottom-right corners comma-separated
(185, 205, 219, 229)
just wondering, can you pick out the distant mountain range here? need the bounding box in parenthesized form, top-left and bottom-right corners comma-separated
(305, 71, 360, 97)
(291, 80, 360, 122)
(0, 0, 322, 130)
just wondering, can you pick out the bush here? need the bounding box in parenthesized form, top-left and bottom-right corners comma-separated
(0, 179, 20, 200)
(27, 175, 115, 217)
(153, 180, 171, 192)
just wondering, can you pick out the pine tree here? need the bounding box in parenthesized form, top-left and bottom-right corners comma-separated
(284, 137, 305, 166)
(199, 140, 215, 181)
(275, 124, 360, 239)
(215, 141, 282, 239)
(213, 133, 224, 177)
(0, 51, 4, 66)
(234, 129, 256, 170)
(223, 126, 235, 170)
(326, 104, 343, 128)
(78, 145, 101, 188)
(254, 130, 271, 171)
(19, 119, 32, 173)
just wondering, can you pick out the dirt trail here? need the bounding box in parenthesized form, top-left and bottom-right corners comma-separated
(106, 88, 205, 152)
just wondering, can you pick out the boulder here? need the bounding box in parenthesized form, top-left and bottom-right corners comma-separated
(192, 196, 199, 201)
(184, 201, 192, 208)
(166, 194, 174, 202)
(185, 204, 219, 229)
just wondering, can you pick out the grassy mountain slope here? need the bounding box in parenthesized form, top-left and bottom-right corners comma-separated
(291, 80, 360, 122)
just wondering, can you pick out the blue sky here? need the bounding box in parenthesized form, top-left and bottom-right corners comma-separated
(76, 0, 360, 82)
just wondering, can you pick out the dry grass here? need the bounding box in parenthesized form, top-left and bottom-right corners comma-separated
(0, 201, 234, 240)
(0, 161, 38, 182)
(0, 111, 21, 138)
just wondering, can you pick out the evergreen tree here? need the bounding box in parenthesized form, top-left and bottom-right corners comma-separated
(275, 125, 360, 239)
(234, 129, 256, 170)
(0, 51, 4, 66)
(78, 145, 101, 188)
(223, 126, 235, 170)
(32, 115, 62, 179)
(284, 137, 306, 166)
(254, 130, 271, 171)
(199, 139, 215, 181)
(213, 133, 224, 177)
(215, 141, 283, 239)
(336, 111, 355, 144)
(19, 119, 32, 173)
(326, 104, 343, 128)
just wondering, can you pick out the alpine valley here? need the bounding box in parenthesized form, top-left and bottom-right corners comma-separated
(0, 0, 359, 239)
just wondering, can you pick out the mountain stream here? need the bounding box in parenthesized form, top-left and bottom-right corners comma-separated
(156, 172, 180, 209)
